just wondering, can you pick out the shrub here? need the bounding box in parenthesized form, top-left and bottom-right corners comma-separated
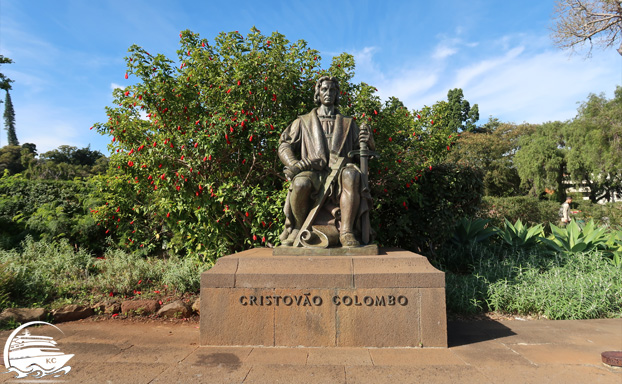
(479, 196, 559, 229)
(0, 175, 106, 252)
(572, 200, 622, 229)
(381, 163, 484, 254)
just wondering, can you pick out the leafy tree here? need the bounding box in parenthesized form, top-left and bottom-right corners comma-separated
(447, 120, 536, 196)
(551, 0, 622, 56)
(565, 87, 622, 202)
(92, 28, 463, 260)
(92, 29, 341, 259)
(514, 121, 568, 201)
(26, 145, 107, 180)
(3, 91, 18, 146)
(0, 146, 24, 175)
(407, 88, 480, 166)
(446, 88, 479, 133)
(0, 144, 37, 176)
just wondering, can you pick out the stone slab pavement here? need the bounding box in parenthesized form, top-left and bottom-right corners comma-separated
(0, 317, 620, 383)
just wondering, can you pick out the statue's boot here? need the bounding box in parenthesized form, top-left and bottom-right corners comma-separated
(339, 232, 360, 247)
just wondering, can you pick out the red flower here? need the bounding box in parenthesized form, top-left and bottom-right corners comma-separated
(128, 161, 134, 167)
(109, 292, 114, 297)
(166, 212, 170, 218)
(112, 313, 118, 318)
(125, 73, 128, 79)
(253, 234, 257, 241)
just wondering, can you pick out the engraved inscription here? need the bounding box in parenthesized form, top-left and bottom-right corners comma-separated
(239, 294, 408, 307)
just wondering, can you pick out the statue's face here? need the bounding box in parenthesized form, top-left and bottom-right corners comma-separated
(319, 80, 337, 107)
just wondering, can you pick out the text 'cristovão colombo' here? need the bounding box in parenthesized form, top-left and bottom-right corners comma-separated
(239, 294, 408, 307)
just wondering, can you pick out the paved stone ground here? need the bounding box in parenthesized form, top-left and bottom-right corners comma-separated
(0, 318, 620, 383)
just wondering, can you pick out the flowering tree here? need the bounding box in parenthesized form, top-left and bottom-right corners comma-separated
(92, 28, 475, 260)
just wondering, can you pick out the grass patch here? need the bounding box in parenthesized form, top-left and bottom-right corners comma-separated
(443, 246, 622, 319)
(0, 237, 212, 311)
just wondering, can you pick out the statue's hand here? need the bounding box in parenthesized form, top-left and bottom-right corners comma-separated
(283, 163, 301, 181)
(359, 123, 371, 143)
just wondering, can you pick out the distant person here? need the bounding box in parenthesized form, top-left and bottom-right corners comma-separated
(560, 196, 572, 225)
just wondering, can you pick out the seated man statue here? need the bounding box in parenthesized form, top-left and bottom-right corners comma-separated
(278, 76, 375, 248)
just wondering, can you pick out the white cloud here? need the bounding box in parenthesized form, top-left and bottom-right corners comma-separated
(456, 47, 616, 123)
(454, 46, 525, 89)
(353, 32, 619, 125)
(110, 83, 123, 90)
(432, 45, 458, 60)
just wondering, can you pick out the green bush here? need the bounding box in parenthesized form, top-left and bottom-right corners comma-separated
(479, 196, 559, 229)
(572, 200, 622, 229)
(0, 175, 106, 252)
(381, 163, 484, 254)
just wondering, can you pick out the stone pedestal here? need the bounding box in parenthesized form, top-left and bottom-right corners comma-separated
(200, 248, 447, 348)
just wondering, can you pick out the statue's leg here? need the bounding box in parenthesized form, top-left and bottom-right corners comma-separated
(340, 166, 361, 247)
(291, 176, 313, 228)
(282, 175, 313, 246)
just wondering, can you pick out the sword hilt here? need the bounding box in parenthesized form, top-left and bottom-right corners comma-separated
(348, 149, 379, 159)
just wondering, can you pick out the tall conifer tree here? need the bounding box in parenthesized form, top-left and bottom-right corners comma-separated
(3, 91, 18, 146)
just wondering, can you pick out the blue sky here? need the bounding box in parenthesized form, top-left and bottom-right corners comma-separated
(1, 0, 620, 155)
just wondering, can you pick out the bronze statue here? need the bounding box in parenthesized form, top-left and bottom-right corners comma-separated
(278, 76, 376, 249)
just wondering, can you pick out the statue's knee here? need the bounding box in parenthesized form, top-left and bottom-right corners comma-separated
(292, 176, 312, 194)
(341, 167, 360, 187)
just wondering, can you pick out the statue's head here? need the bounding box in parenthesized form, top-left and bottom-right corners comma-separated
(314, 76, 340, 106)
